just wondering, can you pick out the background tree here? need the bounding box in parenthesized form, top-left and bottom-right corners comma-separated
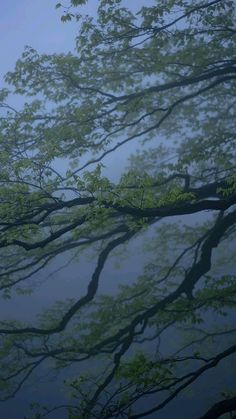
(0, 0, 236, 417)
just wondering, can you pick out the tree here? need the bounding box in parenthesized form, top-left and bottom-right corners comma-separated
(0, 0, 236, 417)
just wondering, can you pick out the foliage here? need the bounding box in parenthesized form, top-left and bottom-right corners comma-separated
(0, 0, 236, 418)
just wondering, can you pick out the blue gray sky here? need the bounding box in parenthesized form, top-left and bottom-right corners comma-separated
(0, 0, 148, 83)
(0, 0, 79, 81)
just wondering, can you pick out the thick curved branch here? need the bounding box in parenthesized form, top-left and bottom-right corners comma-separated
(105, 63, 236, 105)
(199, 396, 236, 419)
(111, 195, 236, 218)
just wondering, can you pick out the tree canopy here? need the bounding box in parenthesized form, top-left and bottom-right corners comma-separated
(0, 0, 236, 417)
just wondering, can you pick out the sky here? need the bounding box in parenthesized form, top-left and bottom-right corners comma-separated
(0, 0, 78, 80)
(0, 0, 151, 79)
(0, 0, 151, 82)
